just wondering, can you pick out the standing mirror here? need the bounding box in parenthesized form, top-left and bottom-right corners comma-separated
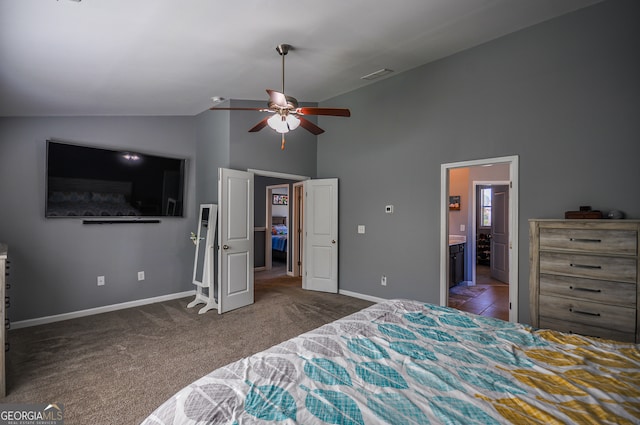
(188, 204, 218, 314)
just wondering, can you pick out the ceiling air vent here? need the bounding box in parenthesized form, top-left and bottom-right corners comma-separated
(360, 68, 394, 81)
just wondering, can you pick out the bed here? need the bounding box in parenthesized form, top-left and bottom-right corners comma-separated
(271, 216, 288, 261)
(141, 299, 639, 424)
(46, 177, 141, 217)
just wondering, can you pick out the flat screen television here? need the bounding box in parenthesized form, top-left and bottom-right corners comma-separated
(46, 140, 186, 218)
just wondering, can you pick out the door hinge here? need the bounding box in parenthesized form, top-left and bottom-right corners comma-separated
(509, 181, 512, 189)
(298, 261, 302, 266)
(509, 302, 512, 310)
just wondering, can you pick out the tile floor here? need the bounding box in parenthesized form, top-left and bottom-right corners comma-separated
(451, 265, 509, 321)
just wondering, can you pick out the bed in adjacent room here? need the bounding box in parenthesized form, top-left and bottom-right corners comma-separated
(271, 216, 288, 262)
(141, 299, 639, 424)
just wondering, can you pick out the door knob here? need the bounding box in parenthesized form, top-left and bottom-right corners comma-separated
(331, 240, 336, 244)
(222, 244, 229, 250)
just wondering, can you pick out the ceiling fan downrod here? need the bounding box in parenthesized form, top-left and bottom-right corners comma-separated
(276, 44, 291, 95)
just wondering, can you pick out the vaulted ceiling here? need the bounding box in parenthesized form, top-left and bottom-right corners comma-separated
(0, 0, 601, 116)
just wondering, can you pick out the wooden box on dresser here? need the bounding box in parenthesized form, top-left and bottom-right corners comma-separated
(529, 220, 640, 343)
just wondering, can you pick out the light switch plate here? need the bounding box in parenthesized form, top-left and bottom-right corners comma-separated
(358, 225, 365, 234)
(385, 205, 394, 214)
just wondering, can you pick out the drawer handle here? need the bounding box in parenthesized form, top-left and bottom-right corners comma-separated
(570, 263, 602, 270)
(570, 308, 601, 317)
(569, 286, 602, 293)
(569, 238, 601, 243)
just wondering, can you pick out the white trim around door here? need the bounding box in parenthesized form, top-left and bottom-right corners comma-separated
(440, 155, 519, 323)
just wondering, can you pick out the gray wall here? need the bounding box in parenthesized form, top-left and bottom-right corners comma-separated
(317, 0, 640, 323)
(0, 116, 197, 321)
(195, 107, 230, 206)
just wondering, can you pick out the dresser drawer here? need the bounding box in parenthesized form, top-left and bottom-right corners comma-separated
(539, 274, 636, 307)
(539, 251, 637, 283)
(539, 317, 636, 343)
(539, 228, 637, 255)
(539, 294, 636, 334)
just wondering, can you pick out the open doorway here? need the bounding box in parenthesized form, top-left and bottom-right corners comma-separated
(440, 156, 519, 322)
(266, 184, 290, 277)
(250, 169, 308, 282)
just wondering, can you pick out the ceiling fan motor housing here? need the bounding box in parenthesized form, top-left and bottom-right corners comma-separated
(276, 44, 291, 56)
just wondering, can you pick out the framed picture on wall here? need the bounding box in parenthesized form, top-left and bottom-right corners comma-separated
(272, 194, 288, 205)
(449, 195, 461, 210)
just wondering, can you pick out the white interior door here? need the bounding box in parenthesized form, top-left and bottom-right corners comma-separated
(490, 185, 509, 283)
(303, 178, 338, 293)
(218, 168, 254, 313)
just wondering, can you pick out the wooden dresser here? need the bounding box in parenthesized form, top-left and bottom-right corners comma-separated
(529, 220, 640, 343)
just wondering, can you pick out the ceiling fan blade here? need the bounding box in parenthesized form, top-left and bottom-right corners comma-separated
(298, 116, 325, 135)
(209, 107, 268, 112)
(266, 89, 288, 108)
(248, 117, 270, 132)
(295, 107, 351, 117)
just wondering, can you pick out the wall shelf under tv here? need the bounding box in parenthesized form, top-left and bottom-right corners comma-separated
(82, 219, 161, 225)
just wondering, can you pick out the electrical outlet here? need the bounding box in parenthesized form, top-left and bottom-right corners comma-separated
(381, 275, 387, 286)
(138, 271, 145, 281)
(97, 276, 105, 286)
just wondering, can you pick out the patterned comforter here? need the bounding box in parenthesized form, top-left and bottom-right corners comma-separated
(141, 299, 640, 424)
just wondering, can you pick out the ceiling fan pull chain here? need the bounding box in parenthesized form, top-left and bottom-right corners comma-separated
(281, 134, 286, 150)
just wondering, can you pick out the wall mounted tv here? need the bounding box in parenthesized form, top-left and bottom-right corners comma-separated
(46, 140, 186, 218)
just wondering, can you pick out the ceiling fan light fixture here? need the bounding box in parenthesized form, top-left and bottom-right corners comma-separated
(267, 114, 289, 134)
(286, 114, 300, 131)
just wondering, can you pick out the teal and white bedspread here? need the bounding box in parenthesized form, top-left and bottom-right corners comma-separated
(141, 299, 640, 424)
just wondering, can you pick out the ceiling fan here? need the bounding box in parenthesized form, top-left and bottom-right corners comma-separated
(209, 44, 351, 150)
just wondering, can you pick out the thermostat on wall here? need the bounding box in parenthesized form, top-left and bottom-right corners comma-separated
(385, 205, 394, 214)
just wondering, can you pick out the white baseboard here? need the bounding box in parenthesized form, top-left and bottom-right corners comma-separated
(14, 289, 385, 329)
(339, 289, 387, 304)
(11, 290, 196, 329)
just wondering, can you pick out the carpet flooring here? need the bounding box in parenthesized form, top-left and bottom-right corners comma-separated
(3, 275, 373, 425)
